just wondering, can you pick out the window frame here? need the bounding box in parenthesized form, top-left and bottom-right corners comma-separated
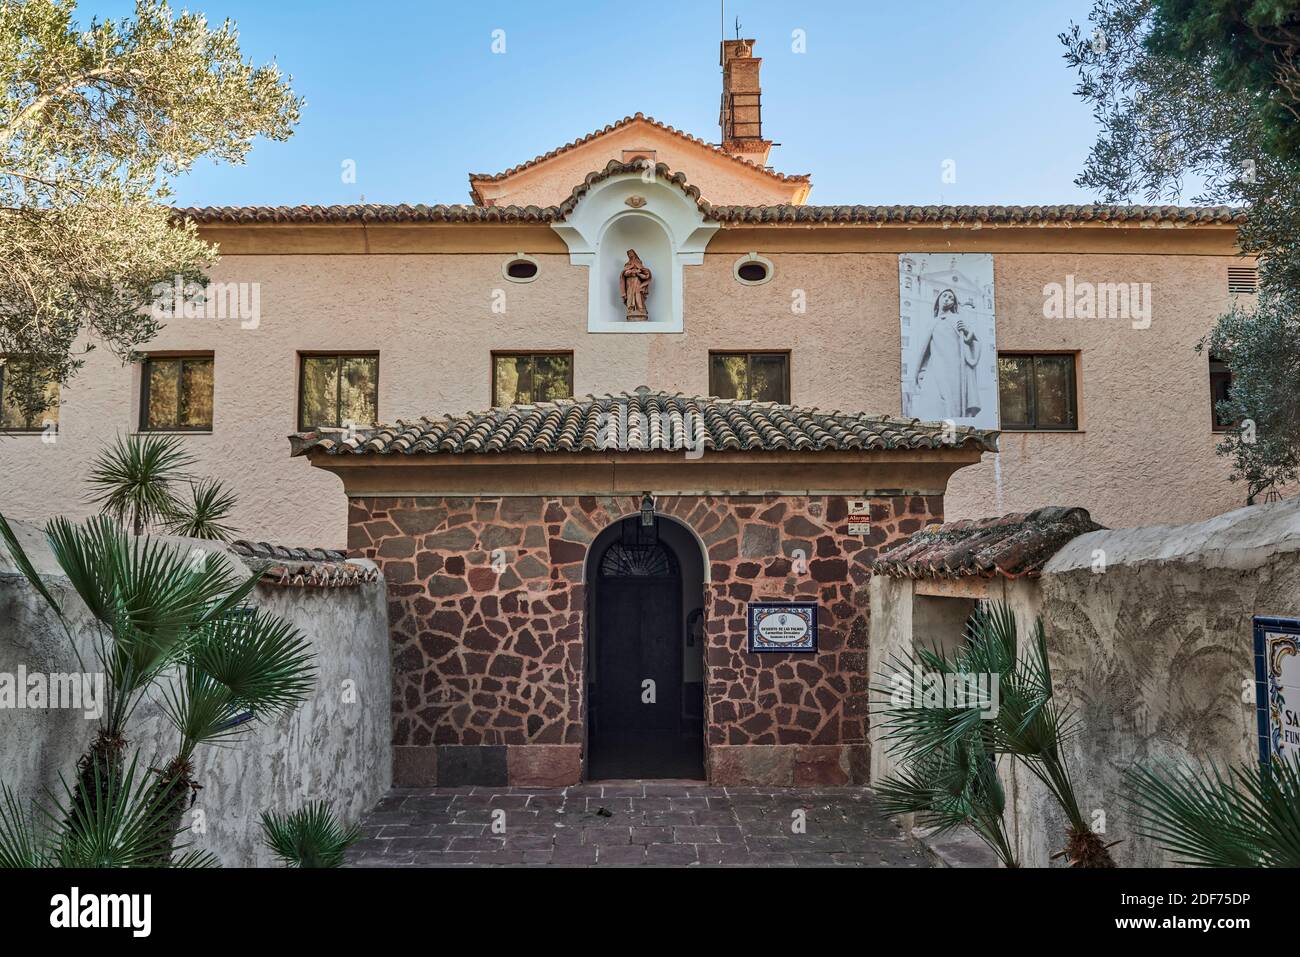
(489, 350, 575, 407)
(296, 352, 380, 433)
(996, 351, 1079, 432)
(1209, 354, 1236, 433)
(139, 353, 215, 433)
(707, 350, 791, 404)
(0, 357, 59, 434)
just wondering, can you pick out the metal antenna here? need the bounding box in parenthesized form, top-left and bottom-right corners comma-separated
(735, 15, 741, 39)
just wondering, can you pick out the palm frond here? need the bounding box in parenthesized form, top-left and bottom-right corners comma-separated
(1124, 755, 1300, 867)
(4, 752, 206, 868)
(162, 608, 316, 752)
(0, 785, 55, 868)
(875, 731, 1018, 867)
(0, 511, 64, 617)
(33, 515, 259, 733)
(86, 433, 193, 535)
(165, 478, 238, 542)
(260, 802, 360, 868)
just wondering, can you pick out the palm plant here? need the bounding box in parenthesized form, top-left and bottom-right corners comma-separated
(165, 478, 239, 541)
(874, 733, 1019, 867)
(0, 511, 317, 865)
(0, 752, 216, 868)
(260, 801, 361, 868)
(86, 433, 194, 536)
(0, 512, 259, 818)
(144, 607, 315, 862)
(874, 602, 1117, 867)
(1124, 754, 1300, 867)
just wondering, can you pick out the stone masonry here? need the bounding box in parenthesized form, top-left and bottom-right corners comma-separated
(347, 493, 942, 786)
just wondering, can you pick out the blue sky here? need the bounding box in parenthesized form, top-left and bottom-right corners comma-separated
(81, 0, 1105, 207)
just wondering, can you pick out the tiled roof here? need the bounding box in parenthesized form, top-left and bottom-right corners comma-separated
(176, 160, 692, 225)
(288, 388, 999, 457)
(230, 539, 380, 588)
(177, 198, 1245, 227)
(175, 159, 1245, 227)
(702, 204, 1245, 225)
(466, 112, 810, 203)
(872, 506, 1104, 580)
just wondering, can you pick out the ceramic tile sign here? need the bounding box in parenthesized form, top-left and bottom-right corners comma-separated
(847, 499, 871, 535)
(748, 602, 817, 653)
(1253, 616, 1300, 767)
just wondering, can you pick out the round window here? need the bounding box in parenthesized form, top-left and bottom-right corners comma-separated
(502, 255, 540, 283)
(733, 254, 774, 286)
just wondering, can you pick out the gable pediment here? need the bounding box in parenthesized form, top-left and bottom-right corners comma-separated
(469, 114, 809, 208)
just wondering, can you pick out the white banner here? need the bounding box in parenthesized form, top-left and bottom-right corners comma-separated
(899, 253, 999, 431)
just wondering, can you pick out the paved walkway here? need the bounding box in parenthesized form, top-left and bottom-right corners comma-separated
(346, 781, 934, 867)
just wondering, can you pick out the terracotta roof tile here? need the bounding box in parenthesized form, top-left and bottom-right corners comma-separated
(177, 197, 1245, 228)
(176, 160, 695, 225)
(872, 506, 1104, 580)
(230, 539, 380, 588)
(175, 161, 1245, 228)
(466, 112, 810, 203)
(703, 203, 1245, 225)
(288, 388, 999, 457)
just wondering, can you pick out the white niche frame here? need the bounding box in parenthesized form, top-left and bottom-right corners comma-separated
(551, 170, 718, 334)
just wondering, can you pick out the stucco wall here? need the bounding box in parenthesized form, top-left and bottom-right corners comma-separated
(870, 498, 1300, 867)
(0, 237, 1252, 547)
(1029, 498, 1300, 867)
(0, 519, 391, 867)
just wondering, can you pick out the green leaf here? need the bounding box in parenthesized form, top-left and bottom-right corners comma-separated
(260, 802, 360, 868)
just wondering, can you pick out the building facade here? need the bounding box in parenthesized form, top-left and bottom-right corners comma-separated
(0, 40, 1261, 785)
(0, 39, 1254, 547)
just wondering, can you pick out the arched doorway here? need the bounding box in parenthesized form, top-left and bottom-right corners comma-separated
(586, 513, 705, 780)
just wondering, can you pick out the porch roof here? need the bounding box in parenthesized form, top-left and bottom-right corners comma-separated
(288, 388, 999, 458)
(872, 506, 1104, 580)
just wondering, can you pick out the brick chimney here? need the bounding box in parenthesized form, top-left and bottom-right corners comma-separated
(719, 38, 773, 167)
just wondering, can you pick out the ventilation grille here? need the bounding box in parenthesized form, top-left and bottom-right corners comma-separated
(1228, 265, 1258, 295)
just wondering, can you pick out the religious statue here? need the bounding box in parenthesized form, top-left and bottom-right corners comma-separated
(620, 249, 652, 321)
(913, 287, 983, 418)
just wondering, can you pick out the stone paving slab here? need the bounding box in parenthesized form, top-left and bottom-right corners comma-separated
(346, 782, 935, 868)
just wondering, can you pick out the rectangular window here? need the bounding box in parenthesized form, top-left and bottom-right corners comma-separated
(709, 351, 790, 403)
(997, 353, 1077, 431)
(0, 357, 59, 433)
(1209, 354, 1236, 432)
(491, 352, 574, 407)
(140, 355, 214, 431)
(298, 354, 378, 431)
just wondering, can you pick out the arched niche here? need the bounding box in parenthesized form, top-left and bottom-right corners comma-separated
(597, 212, 673, 327)
(551, 170, 719, 334)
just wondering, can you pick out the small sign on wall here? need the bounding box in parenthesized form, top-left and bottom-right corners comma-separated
(1254, 616, 1300, 767)
(847, 498, 871, 535)
(748, 602, 818, 653)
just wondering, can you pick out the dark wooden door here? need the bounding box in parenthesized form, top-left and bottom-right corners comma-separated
(595, 578, 681, 734)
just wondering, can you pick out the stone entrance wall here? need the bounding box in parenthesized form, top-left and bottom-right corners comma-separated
(347, 493, 942, 786)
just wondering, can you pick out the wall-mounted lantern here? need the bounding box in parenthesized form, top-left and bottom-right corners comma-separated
(640, 492, 655, 527)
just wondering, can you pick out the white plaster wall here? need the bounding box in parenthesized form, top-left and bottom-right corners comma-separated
(0, 520, 391, 867)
